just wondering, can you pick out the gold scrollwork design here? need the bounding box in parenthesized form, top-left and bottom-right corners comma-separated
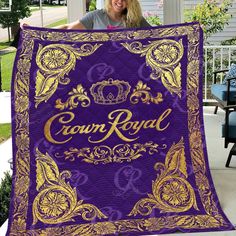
(55, 84, 91, 110)
(32, 148, 107, 225)
(56, 142, 166, 164)
(121, 39, 184, 97)
(128, 137, 198, 216)
(130, 80, 163, 105)
(35, 43, 102, 108)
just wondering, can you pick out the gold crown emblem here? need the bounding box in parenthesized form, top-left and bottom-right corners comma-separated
(90, 78, 131, 105)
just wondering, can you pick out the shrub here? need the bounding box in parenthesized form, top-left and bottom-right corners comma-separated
(221, 37, 236, 45)
(185, 0, 232, 40)
(89, 0, 96, 11)
(0, 171, 12, 227)
(144, 12, 162, 26)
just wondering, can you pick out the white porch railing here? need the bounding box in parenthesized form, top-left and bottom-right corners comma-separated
(203, 45, 236, 102)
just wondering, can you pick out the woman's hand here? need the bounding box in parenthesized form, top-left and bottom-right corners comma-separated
(20, 22, 29, 29)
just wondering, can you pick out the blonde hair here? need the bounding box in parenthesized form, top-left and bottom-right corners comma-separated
(104, 0, 143, 28)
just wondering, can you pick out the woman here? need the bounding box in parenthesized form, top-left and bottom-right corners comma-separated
(18, 0, 150, 47)
(57, 0, 151, 30)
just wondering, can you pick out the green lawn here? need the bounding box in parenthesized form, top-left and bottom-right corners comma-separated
(1, 52, 16, 91)
(0, 42, 11, 50)
(45, 18, 67, 28)
(0, 123, 11, 143)
(30, 5, 65, 12)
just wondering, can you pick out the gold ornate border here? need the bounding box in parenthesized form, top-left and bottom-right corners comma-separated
(9, 24, 230, 235)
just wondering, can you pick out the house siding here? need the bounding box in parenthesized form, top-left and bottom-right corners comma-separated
(140, 0, 236, 45)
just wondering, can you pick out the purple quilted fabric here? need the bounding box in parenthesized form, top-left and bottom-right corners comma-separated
(7, 23, 234, 235)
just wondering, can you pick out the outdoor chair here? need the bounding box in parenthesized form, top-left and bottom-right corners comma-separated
(211, 67, 236, 114)
(222, 104, 236, 167)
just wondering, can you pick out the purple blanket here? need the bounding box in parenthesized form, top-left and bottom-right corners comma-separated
(7, 22, 234, 235)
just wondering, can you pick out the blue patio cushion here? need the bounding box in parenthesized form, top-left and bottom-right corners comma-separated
(222, 63, 236, 87)
(222, 111, 236, 138)
(211, 84, 236, 101)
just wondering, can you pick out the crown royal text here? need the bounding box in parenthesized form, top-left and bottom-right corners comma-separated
(44, 108, 172, 144)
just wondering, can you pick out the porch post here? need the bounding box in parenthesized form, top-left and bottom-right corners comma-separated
(39, 0, 44, 26)
(67, 0, 86, 23)
(163, 0, 184, 25)
(96, 0, 105, 9)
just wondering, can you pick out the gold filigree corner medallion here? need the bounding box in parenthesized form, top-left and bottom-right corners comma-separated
(33, 148, 107, 225)
(121, 39, 184, 98)
(35, 43, 102, 108)
(128, 137, 198, 217)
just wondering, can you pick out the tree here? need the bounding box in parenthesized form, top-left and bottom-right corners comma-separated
(0, 0, 31, 42)
(185, 0, 233, 41)
(0, 0, 9, 9)
(0, 0, 4, 8)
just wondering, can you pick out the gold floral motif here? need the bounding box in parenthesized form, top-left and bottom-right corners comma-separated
(35, 43, 102, 108)
(65, 32, 110, 42)
(128, 137, 198, 216)
(39, 47, 69, 70)
(15, 95, 29, 113)
(33, 148, 107, 225)
(121, 39, 184, 97)
(177, 26, 199, 44)
(15, 58, 31, 113)
(15, 133, 29, 151)
(40, 192, 69, 217)
(12, 37, 33, 230)
(55, 84, 91, 110)
(187, 60, 200, 90)
(11, 217, 26, 233)
(93, 222, 117, 235)
(24, 30, 111, 43)
(161, 179, 189, 206)
(23, 25, 199, 43)
(130, 81, 163, 104)
(143, 215, 223, 231)
(132, 30, 152, 39)
(57, 142, 166, 164)
(27, 215, 225, 236)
